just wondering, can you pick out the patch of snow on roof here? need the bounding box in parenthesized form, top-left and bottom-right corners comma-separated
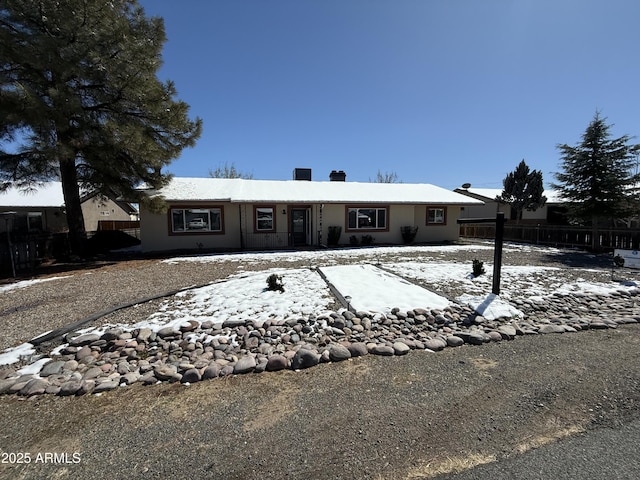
(463, 188, 503, 200)
(146, 177, 484, 205)
(461, 187, 563, 204)
(0, 182, 65, 207)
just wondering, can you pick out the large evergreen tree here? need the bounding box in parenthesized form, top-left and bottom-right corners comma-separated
(552, 113, 640, 240)
(0, 0, 202, 255)
(497, 159, 546, 222)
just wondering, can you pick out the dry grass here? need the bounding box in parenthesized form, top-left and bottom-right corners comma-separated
(404, 452, 497, 479)
(515, 419, 587, 454)
(469, 356, 498, 371)
(242, 383, 299, 432)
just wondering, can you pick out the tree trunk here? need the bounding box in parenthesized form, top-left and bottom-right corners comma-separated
(59, 157, 87, 257)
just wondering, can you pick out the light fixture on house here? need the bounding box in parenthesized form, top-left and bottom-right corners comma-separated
(282, 209, 287, 215)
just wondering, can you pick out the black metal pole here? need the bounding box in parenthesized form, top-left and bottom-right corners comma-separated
(492, 212, 505, 295)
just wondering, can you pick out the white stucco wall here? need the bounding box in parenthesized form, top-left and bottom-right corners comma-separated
(320, 204, 461, 246)
(140, 202, 240, 252)
(141, 201, 464, 252)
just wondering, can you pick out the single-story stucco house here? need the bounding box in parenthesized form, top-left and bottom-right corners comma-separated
(454, 186, 567, 224)
(138, 175, 484, 253)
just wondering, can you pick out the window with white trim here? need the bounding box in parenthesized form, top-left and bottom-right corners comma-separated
(427, 207, 447, 225)
(347, 207, 387, 230)
(171, 208, 222, 233)
(255, 207, 275, 232)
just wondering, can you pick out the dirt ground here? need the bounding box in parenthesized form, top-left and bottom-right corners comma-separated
(0, 324, 638, 480)
(1, 244, 639, 479)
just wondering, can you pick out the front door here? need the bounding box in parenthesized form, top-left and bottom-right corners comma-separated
(291, 208, 309, 246)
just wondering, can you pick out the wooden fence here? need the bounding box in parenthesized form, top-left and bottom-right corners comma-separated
(0, 221, 140, 277)
(97, 220, 140, 231)
(0, 233, 69, 277)
(460, 223, 640, 250)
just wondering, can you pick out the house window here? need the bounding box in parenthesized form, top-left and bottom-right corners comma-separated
(347, 207, 388, 230)
(27, 212, 43, 232)
(170, 207, 223, 233)
(255, 206, 275, 232)
(427, 207, 447, 225)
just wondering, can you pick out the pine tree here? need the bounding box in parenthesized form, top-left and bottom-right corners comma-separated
(553, 112, 640, 248)
(497, 159, 547, 222)
(553, 113, 640, 222)
(0, 0, 202, 255)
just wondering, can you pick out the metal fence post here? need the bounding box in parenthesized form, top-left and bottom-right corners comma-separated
(492, 212, 505, 295)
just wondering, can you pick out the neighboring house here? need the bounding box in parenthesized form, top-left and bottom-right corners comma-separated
(0, 182, 68, 234)
(137, 175, 484, 253)
(80, 190, 139, 232)
(454, 186, 566, 225)
(0, 182, 138, 234)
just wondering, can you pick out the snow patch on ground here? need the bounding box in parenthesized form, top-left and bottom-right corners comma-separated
(0, 276, 70, 294)
(319, 264, 450, 313)
(457, 293, 524, 320)
(0, 342, 36, 366)
(125, 268, 335, 332)
(161, 244, 494, 266)
(3, 243, 638, 369)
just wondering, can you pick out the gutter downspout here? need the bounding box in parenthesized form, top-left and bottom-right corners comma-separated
(239, 204, 244, 250)
(318, 203, 324, 247)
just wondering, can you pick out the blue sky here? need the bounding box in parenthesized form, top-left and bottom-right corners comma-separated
(140, 0, 640, 190)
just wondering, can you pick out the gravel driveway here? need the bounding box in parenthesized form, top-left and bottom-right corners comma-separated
(0, 241, 639, 479)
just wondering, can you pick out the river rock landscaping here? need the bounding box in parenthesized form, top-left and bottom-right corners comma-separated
(1, 283, 638, 397)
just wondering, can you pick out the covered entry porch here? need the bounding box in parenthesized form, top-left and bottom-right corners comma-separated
(242, 204, 317, 249)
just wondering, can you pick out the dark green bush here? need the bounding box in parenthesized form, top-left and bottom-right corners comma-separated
(400, 226, 419, 244)
(361, 234, 374, 246)
(472, 259, 486, 277)
(614, 254, 625, 268)
(328, 226, 342, 246)
(266, 273, 284, 292)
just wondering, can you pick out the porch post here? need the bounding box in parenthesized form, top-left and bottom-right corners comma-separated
(239, 204, 245, 250)
(318, 204, 323, 246)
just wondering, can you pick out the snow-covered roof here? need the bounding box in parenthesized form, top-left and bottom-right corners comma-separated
(458, 187, 563, 204)
(0, 182, 65, 207)
(462, 187, 503, 200)
(543, 190, 565, 203)
(143, 177, 484, 205)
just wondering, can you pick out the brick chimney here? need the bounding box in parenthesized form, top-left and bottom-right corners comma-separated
(329, 170, 346, 182)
